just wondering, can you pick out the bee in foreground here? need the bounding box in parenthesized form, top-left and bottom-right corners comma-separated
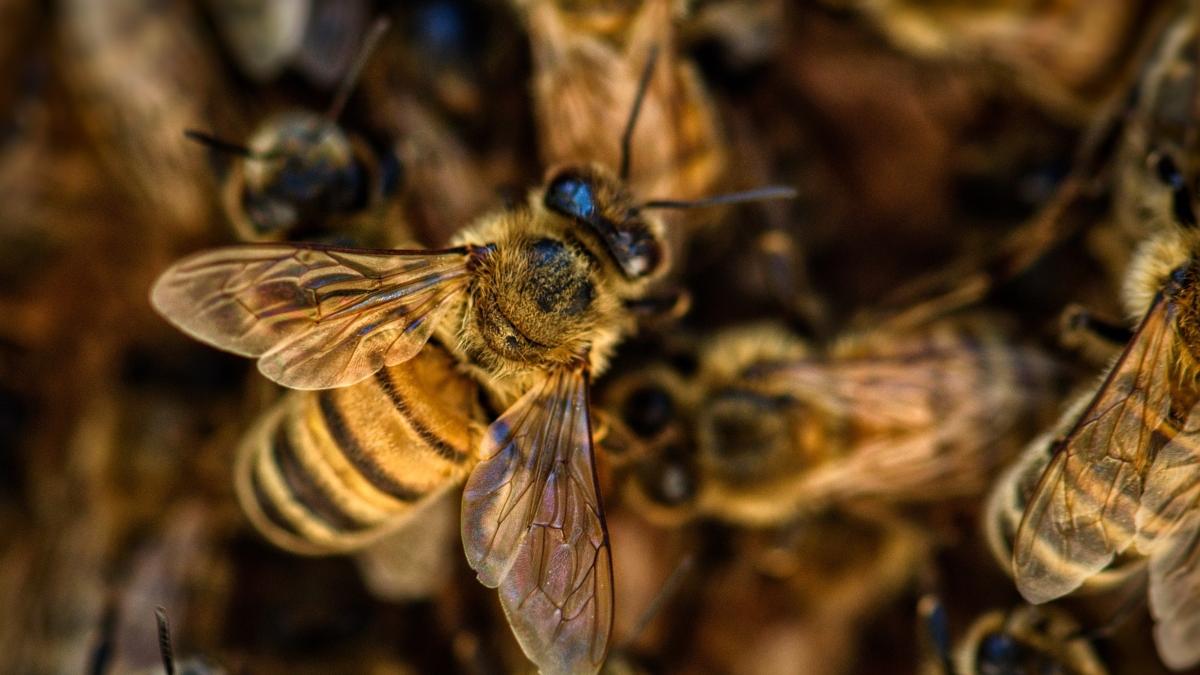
(1012, 148, 1200, 668)
(185, 19, 402, 245)
(150, 50, 793, 674)
(918, 596, 1108, 675)
(601, 319, 1060, 527)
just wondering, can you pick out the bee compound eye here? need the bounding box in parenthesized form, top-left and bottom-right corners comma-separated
(622, 385, 675, 438)
(977, 633, 1031, 674)
(545, 174, 597, 222)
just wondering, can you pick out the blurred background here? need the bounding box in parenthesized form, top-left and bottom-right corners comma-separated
(0, 0, 1192, 673)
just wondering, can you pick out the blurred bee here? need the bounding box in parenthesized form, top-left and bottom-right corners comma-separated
(513, 0, 728, 237)
(204, 0, 369, 88)
(603, 319, 1061, 527)
(58, 0, 234, 239)
(918, 596, 1108, 675)
(1011, 20, 1200, 675)
(1101, 3, 1200, 282)
(819, 0, 1160, 124)
(151, 50, 793, 674)
(185, 19, 403, 246)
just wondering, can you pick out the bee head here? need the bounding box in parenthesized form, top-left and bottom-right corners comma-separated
(543, 164, 667, 281)
(240, 111, 367, 229)
(697, 389, 796, 485)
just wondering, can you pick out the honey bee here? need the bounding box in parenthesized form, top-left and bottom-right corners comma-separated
(151, 51, 793, 673)
(604, 319, 1061, 527)
(186, 18, 402, 245)
(1010, 20, 1200, 675)
(1103, 4, 1200, 281)
(514, 0, 728, 233)
(918, 596, 1108, 675)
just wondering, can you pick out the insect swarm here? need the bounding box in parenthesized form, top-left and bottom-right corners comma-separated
(150, 49, 794, 673)
(15, 2, 1200, 673)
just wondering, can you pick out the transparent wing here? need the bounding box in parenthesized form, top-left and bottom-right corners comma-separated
(1136, 404, 1200, 670)
(461, 367, 613, 675)
(750, 340, 1050, 507)
(150, 243, 477, 389)
(1015, 297, 1177, 603)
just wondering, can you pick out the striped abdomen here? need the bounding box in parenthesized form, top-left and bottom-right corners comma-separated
(235, 343, 483, 554)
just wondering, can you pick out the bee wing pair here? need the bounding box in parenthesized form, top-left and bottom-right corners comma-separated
(151, 243, 612, 674)
(1014, 295, 1200, 669)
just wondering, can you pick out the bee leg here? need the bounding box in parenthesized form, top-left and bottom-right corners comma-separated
(1060, 304, 1134, 348)
(917, 594, 954, 674)
(624, 287, 692, 324)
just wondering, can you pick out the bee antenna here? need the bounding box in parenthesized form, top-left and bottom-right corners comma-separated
(1151, 151, 1198, 229)
(155, 607, 177, 675)
(183, 129, 257, 157)
(617, 552, 694, 652)
(325, 16, 391, 123)
(917, 594, 953, 674)
(639, 185, 798, 211)
(619, 45, 660, 182)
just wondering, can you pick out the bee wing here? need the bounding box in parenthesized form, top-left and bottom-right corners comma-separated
(461, 368, 613, 675)
(150, 244, 475, 390)
(1143, 510, 1200, 669)
(1014, 297, 1178, 604)
(755, 343, 1042, 506)
(1134, 400, 1200, 669)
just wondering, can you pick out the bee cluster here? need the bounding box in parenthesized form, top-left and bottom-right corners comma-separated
(3, 1, 1200, 674)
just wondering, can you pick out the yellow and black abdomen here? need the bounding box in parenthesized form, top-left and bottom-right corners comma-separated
(235, 343, 483, 554)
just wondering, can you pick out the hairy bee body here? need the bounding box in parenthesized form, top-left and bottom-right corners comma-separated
(1107, 6, 1199, 275)
(215, 110, 402, 245)
(236, 342, 483, 554)
(608, 319, 1060, 527)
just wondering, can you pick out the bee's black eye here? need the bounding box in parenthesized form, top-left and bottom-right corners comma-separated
(546, 175, 597, 221)
(622, 386, 674, 438)
(978, 633, 1028, 674)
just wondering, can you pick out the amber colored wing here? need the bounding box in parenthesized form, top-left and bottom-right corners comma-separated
(461, 367, 613, 675)
(1014, 297, 1178, 604)
(747, 339, 1052, 508)
(150, 243, 477, 389)
(1134, 400, 1200, 669)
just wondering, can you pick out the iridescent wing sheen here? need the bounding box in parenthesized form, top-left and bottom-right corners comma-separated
(1014, 297, 1178, 604)
(461, 367, 613, 675)
(150, 243, 476, 390)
